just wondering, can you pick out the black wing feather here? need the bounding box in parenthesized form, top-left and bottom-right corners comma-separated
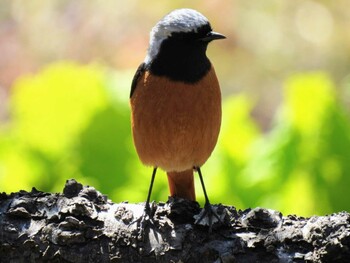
(130, 63, 146, 98)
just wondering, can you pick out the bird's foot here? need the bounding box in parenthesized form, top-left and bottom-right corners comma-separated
(194, 202, 223, 233)
(129, 202, 156, 241)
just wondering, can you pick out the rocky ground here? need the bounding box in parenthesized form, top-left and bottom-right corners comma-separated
(0, 179, 349, 262)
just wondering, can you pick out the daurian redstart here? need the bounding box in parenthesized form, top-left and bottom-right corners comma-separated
(130, 9, 225, 226)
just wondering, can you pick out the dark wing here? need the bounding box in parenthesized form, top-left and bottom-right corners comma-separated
(130, 63, 146, 98)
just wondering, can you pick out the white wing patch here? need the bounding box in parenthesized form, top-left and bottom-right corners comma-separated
(144, 9, 210, 64)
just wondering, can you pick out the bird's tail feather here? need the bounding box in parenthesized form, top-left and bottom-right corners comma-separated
(167, 169, 195, 201)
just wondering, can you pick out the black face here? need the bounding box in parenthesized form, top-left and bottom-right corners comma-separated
(148, 24, 213, 83)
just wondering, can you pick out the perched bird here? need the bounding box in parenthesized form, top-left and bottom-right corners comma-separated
(130, 8, 225, 228)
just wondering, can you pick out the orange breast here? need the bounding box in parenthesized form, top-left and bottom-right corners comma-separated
(130, 67, 221, 172)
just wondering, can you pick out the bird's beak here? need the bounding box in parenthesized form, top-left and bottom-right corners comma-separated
(200, 31, 226, 42)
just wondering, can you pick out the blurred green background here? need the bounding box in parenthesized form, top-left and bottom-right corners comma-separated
(1, 1, 350, 217)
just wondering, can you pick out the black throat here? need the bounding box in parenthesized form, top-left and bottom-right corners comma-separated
(148, 30, 212, 83)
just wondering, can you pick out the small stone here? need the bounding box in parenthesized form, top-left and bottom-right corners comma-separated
(241, 207, 282, 229)
(63, 179, 83, 198)
(7, 207, 31, 219)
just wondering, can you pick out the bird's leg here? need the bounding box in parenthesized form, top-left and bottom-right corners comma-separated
(194, 166, 221, 232)
(144, 167, 157, 215)
(130, 167, 158, 240)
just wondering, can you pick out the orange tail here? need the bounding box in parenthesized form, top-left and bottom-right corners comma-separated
(167, 169, 195, 201)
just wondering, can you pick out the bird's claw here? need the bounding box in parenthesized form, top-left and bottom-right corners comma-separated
(194, 202, 223, 233)
(129, 203, 156, 241)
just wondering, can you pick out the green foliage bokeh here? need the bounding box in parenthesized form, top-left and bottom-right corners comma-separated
(1, 62, 349, 217)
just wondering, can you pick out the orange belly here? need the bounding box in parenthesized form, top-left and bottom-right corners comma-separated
(130, 67, 221, 172)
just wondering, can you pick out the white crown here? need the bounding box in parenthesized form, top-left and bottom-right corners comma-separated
(144, 9, 210, 64)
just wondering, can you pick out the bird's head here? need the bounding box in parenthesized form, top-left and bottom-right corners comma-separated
(144, 9, 225, 65)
